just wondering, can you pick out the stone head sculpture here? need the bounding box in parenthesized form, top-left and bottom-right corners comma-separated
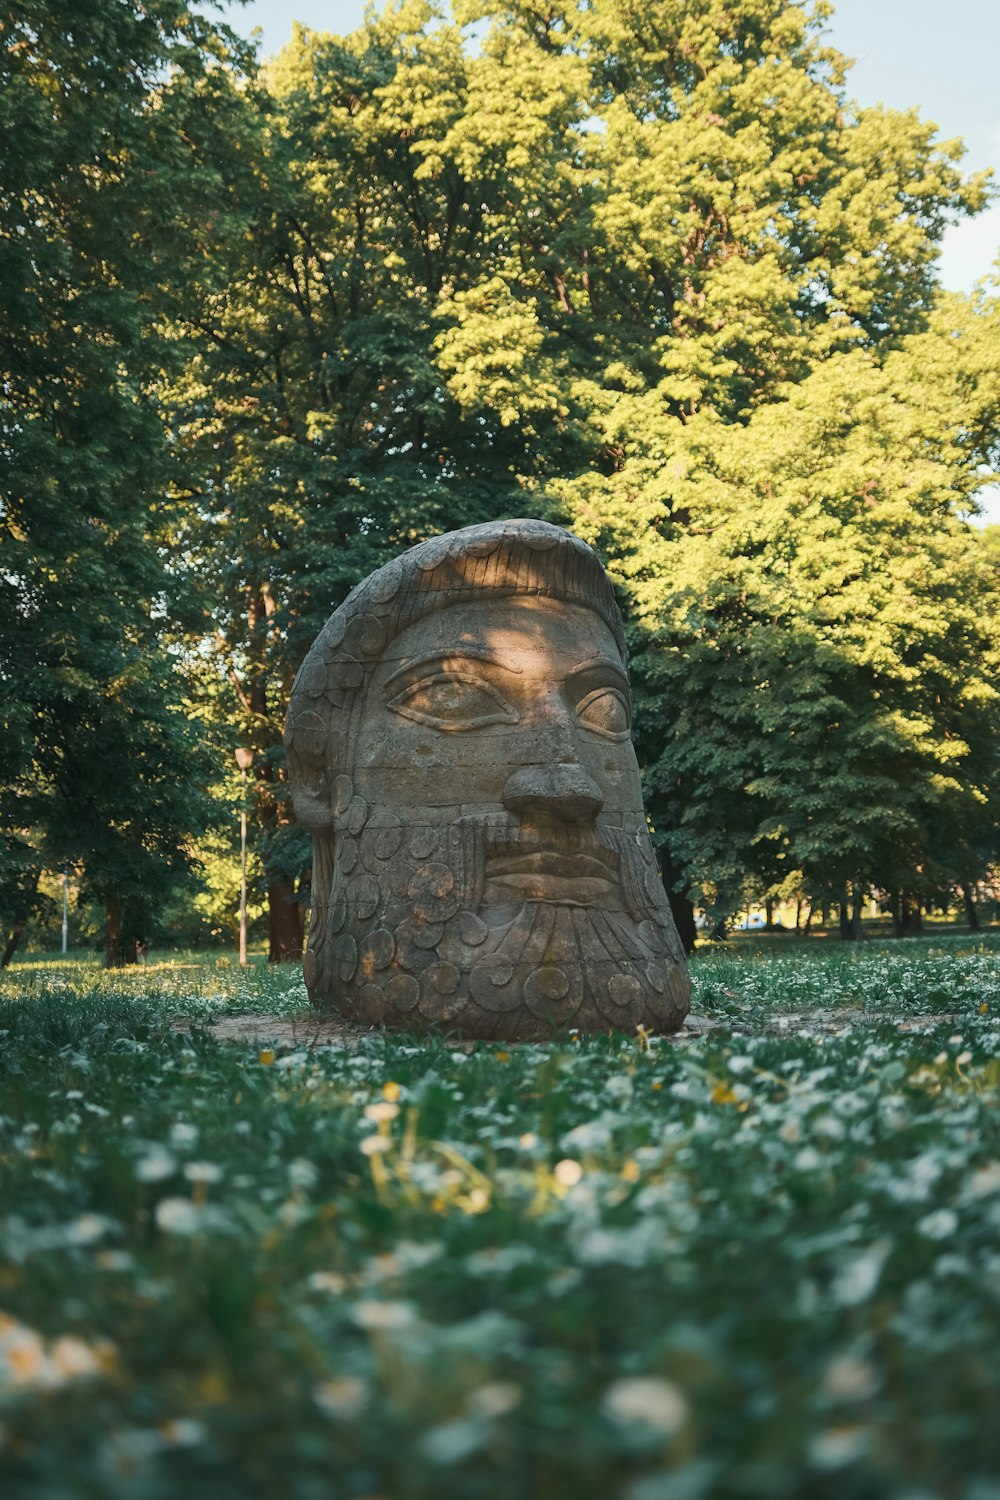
(285, 519, 689, 1039)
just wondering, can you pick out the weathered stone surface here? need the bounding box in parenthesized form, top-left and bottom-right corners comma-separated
(285, 518, 691, 1038)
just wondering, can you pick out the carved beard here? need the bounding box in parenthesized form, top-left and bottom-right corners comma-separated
(306, 808, 689, 1040)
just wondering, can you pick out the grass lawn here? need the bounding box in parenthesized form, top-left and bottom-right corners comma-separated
(2, 935, 999, 1499)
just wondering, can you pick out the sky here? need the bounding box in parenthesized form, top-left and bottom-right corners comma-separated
(215, 0, 1000, 521)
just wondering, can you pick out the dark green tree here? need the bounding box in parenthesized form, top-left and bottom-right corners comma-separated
(164, 8, 525, 955)
(0, 1, 251, 962)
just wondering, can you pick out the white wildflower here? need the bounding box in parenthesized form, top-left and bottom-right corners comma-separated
(964, 1163, 1000, 1200)
(159, 1418, 205, 1448)
(823, 1354, 880, 1402)
(0, 1316, 55, 1391)
(561, 1119, 612, 1152)
(65, 1213, 112, 1246)
(183, 1161, 222, 1184)
(809, 1425, 871, 1470)
(314, 1376, 368, 1418)
(420, 1418, 486, 1465)
(831, 1242, 891, 1308)
(467, 1381, 522, 1418)
(289, 1158, 319, 1191)
(134, 1146, 176, 1183)
(603, 1376, 688, 1434)
(50, 1336, 102, 1380)
(309, 1272, 347, 1294)
(794, 1147, 823, 1173)
(605, 1074, 633, 1100)
(96, 1250, 133, 1273)
(350, 1300, 416, 1331)
(917, 1208, 957, 1241)
(154, 1197, 205, 1236)
(0, 1313, 112, 1394)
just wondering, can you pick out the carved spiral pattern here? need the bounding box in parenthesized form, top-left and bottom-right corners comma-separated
(305, 810, 689, 1040)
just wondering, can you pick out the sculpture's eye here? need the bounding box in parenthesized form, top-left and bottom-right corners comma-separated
(576, 686, 631, 740)
(388, 673, 518, 732)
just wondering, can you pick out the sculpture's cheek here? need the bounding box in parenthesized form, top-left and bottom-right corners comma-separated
(353, 735, 642, 817)
(352, 769, 488, 809)
(572, 739, 642, 814)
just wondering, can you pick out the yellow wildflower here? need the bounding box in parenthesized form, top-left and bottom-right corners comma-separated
(711, 1082, 739, 1105)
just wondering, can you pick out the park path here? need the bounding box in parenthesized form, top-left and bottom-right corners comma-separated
(171, 1008, 953, 1048)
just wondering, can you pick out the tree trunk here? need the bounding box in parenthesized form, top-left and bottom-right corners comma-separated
(239, 583, 306, 964)
(804, 903, 815, 933)
(794, 896, 803, 932)
(765, 897, 774, 930)
(839, 899, 851, 940)
(2, 868, 39, 968)
(895, 893, 923, 937)
(659, 849, 697, 955)
(1, 922, 26, 969)
(961, 883, 982, 932)
(268, 881, 303, 962)
(104, 898, 140, 967)
(849, 889, 865, 941)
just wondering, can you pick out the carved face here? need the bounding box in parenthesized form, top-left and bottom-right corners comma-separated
(315, 594, 689, 1038)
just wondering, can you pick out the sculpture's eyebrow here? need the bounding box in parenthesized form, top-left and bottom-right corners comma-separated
(384, 646, 523, 687)
(567, 656, 630, 692)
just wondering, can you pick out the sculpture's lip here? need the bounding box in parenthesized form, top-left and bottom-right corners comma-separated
(485, 849, 617, 903)
(487, 872, 614, 903)
(487, 850, 615, 881)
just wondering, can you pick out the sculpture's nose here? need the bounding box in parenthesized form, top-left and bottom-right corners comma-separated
(502, 761, 604, 824)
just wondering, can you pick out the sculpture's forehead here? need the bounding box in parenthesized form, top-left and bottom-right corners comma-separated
(370, 595, 625, 679)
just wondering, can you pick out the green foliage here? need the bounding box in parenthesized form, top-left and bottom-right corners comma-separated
(625, 304, 1000, 914)
(162, 0, 999, 931)
(0, 2, 253, 959)
(1, 939, 999, 1493)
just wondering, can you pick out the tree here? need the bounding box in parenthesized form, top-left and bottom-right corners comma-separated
(164, 0, 999, 946)
(163, 6, 534, 956)
(628, 302, 1000, 928)
(0, 1, 250, 962)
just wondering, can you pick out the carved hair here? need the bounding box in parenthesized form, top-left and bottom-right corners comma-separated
(284, 518, 626, 835)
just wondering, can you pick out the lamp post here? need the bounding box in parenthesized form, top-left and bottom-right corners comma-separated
(235, 747, 254, 966)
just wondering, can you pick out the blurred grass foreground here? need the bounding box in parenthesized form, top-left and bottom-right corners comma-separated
(2, 936, 1000, 1499)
